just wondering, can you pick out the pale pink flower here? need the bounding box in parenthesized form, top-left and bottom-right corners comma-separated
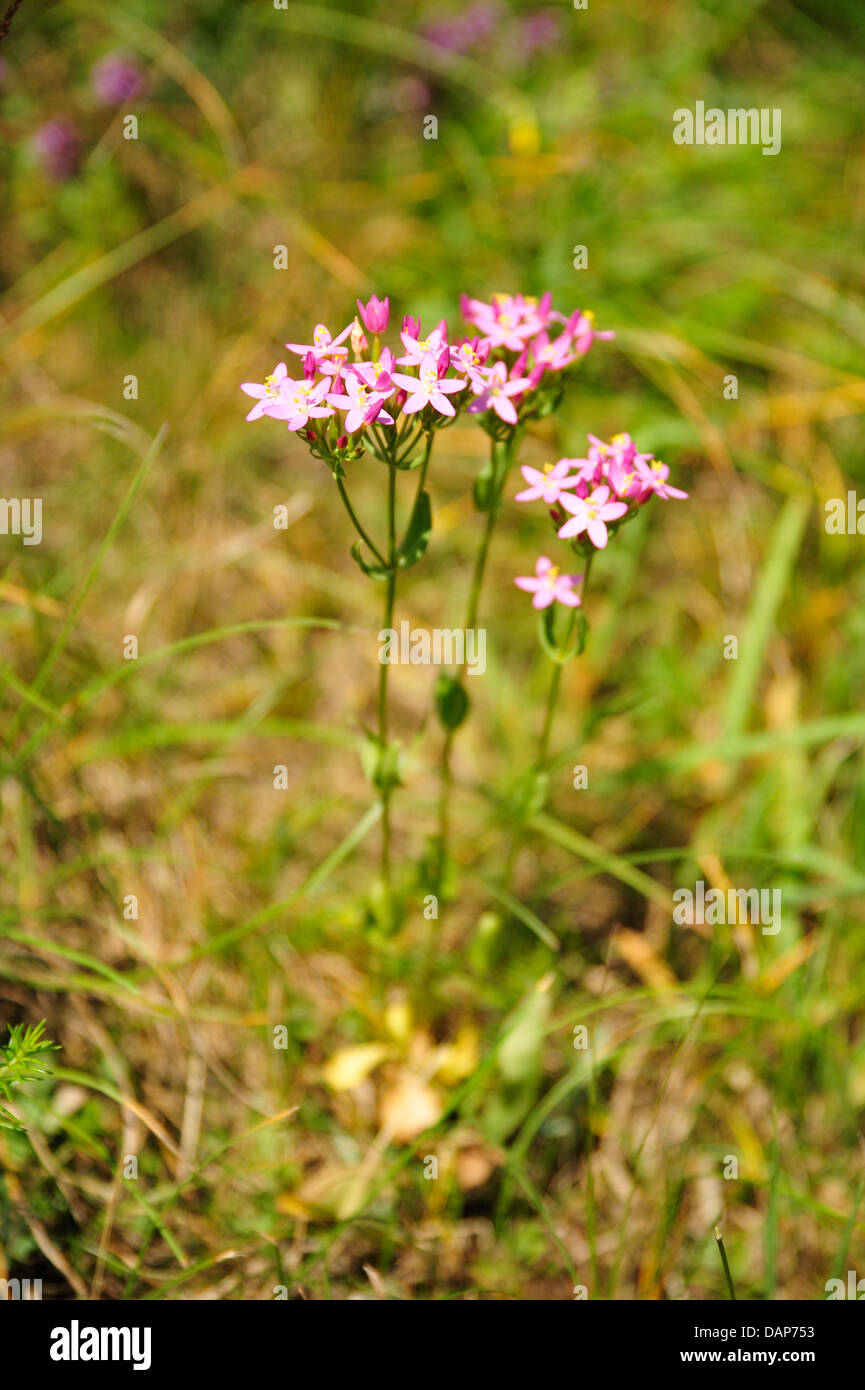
(467, 361, 531, 425)
(390, 352, 466, 416)
(285, 322, 352, 373)
(240, 362, 291, 421)
(558, 484, 628, 548)
(261, 375, 335, 432)
(515, 459, 582, 505)
(515, 557, 582, 610)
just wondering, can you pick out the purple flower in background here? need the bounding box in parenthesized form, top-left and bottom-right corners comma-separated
(0, 58, 9, 88)
(32, 119, 82, 181)
(520, 11, 561, 57)
(422, 2, 502, 54)
(91, 53, 146, 106)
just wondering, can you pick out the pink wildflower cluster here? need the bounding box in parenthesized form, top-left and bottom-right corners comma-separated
(241, 292, 614, 468)
(514, 432, 688, 608)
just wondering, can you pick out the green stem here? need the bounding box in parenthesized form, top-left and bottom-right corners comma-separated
(503, 548, 594, 889)
(435, 428, 520, 891)
(335, 476, 386, 566)
(378, 461, 398, 890)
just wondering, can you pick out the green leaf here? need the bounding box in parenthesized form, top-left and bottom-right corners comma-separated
(360, 732, 402, 792)
(397, 489, 432, 569)
(350, 540, 392, 580)
(435, 673, 469, 730)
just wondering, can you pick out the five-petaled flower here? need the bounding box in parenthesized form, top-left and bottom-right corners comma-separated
(261, 375, 335, 432)
(396, 322, 449, 366)
(285, 322, 352, 373)
(390, 352, 467, 416)
(515, 459, 583, 506)
(327, 373, 395, 434)
(558, 485, 628, 549)
(240, 362, 292, 421)
(468, 361, 531, 425)
(515, 557, 583, 609)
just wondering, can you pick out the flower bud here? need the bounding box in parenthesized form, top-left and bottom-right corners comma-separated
(350, 317, 368, 358)
(357, 294, 390, 334)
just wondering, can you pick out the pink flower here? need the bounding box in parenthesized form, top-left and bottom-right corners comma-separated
(326, 373, 394, 434)
(348, 347, 397, 392)
(396, 321, 449, 366)
(558, 485, 628, 548)
(515, 557, 582, 610)
(636, 458, 689, 500)
(285, 322, 352, 373)
(240, 362, 292, 421)
(515, 458, 582, 505)
(565, 309, 616, 355)
(357, 295, 390, 334)
(390, 352, 466, 416)
(530, 328, 578, 373)
(462, 292, 553, 348)
(467, 361, 531, 425)
(449, 338, 490, 390)
(257, 375, 335, 432)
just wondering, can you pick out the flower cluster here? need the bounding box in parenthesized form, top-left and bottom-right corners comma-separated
(514, 432, 688, 607)
(240, 292, 614, 469)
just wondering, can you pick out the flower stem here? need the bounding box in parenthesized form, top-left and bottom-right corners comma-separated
(434, 427, 520, 891)
(504, 548, 595, 889)
(335, 476, 386, 566)
(378, 461, 398, 890)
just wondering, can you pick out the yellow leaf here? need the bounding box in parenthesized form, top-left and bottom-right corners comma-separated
(433, 1025, 481, 1085)
(321, 1043, 390, 1092)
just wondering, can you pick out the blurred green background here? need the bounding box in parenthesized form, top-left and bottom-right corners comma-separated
(2, 0, 865, 1300)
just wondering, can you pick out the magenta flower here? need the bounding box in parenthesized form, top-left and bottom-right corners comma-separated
(530, 328, 578, 373)
(32, 119, 82, 181)
(390, 353, 466, 417)
(326, 373, 394, 433)
(450, 338, 489, 390)
(357, 295, 390, 334)
(558, 485, 628, 548)
(349, 346, 397, 392)
(91, 53, 146, 105)
(636, 458, 689, 500)
(467, 361, 531, 425)
(566, 310, 616, 355)
(515, 557, 582, 610)
(285, 322, 352, 373)
(515, 459, 582, 505)
(462, 292, 553, 349)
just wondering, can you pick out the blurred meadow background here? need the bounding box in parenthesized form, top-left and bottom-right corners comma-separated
(2, 0, 865, 1300)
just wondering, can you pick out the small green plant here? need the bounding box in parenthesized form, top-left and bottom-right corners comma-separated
(0, 1021, 58, 1131)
